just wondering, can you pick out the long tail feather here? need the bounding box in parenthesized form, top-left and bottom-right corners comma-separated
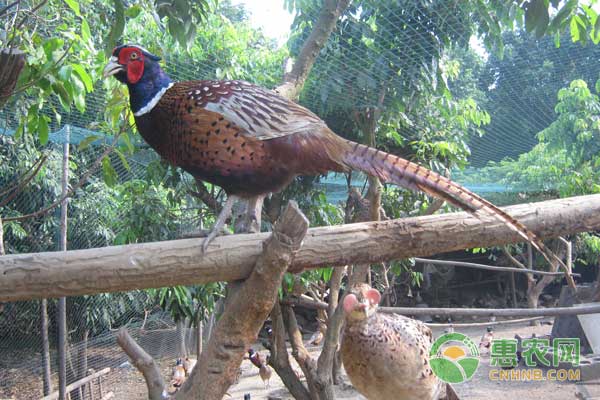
(341, 140, 576, 289)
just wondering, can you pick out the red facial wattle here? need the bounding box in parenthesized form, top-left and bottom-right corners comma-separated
(116, 47, 145, 84)
(126, 60, 144, 84)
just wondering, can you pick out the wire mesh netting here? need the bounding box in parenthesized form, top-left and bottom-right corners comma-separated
(2, 0, 600, 399)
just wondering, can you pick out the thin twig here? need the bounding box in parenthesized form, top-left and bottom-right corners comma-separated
(0, 152, 48, 197)
(6, 0, 49, 49)
(0, 0, 21, 19)
(0, 153, 48, 208)
(502, 246, 527, 269)
(413, 257, 577, 277)
(10, 41, 73, 96)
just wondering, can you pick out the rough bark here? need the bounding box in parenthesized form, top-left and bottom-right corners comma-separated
(175, 201, 308, 400)
(116, 329, 166, 400)
(2, 194, 599, 302)
(275, 0, 351, 100)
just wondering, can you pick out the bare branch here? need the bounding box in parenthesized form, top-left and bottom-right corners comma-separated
(116, 329, 166, 400)
(413, 257, 578, 277)
(0, 153, 47, 200)
(275, 0, 351, 99)
(287, 296, 600, 317)
(269, 301, 311, 400)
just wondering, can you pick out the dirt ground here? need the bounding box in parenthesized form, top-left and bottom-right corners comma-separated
(3, 319, 600, 399)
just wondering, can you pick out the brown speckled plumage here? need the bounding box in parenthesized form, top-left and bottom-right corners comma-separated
(342, 284, 456, 400)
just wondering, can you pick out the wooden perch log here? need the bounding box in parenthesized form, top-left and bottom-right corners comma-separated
(285, 295, 600, 317)
(1, 194, 600, 302)
(116, 329, 166, 400)
(176, 201, 308, 400)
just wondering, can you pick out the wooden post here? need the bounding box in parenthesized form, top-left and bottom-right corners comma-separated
(510, 272, 518, 307)
(57, 125, 70, 400)
(41, 298, 52, 395)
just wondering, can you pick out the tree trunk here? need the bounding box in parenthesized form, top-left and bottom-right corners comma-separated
(176, 320, 188, 358)
(57, 128, 70, 400)
(40, 299, 52, 395)
(526, 240, 566, 326)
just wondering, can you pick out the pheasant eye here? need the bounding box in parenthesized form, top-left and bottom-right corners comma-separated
(130, 52, 139, 60)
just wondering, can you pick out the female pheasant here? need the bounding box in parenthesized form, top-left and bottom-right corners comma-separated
(341, 284, 459, 400)
(102, 44, 566, 269)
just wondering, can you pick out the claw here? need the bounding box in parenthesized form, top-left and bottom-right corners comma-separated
(200, 194, 237, 254)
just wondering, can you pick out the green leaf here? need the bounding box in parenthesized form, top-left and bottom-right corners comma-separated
(102, 156, 118, 187)
(120, 131, 135, 154)
(63, 0, 80, 16)
(548, 0, 577, 32)
(105, 0, 125, 56)
(38, 116, 49, 145)
(81, 19, 91, 42)
(72, 64, 93, 92)
(114, 148, 131, 170)
(78, 134, 102, 150)
(52, 83, 71, 111)
(125, 4, 143, 18)
(525, 0, 550, 37)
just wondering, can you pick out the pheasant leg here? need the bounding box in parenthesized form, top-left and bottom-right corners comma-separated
(201, 194, 238, 253)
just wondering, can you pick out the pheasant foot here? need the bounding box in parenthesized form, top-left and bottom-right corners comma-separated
(201, 194, 238, 253)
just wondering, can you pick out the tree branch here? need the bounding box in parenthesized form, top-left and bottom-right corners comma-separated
(268, 301, 311, 400)
(0, 152, 47, 199)
(116, 329, 166, 400)
(175, 201, 308, 399)
(275, 0, 351, 99)
(413, 257, 578, 277)
(286, 296, 600, 317)
(2, 194, 599, 302)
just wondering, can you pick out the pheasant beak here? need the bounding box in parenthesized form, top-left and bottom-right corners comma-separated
(103, 56, 124, 78)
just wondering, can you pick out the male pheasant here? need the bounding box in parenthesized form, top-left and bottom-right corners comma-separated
(341, 284, 459, 400)
(102, 44, 567, 269)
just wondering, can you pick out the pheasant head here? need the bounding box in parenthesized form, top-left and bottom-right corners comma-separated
(103, 44, 172, 116)
(342, 284, 381, 322)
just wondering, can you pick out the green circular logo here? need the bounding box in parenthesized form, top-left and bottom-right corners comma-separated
(430, 332, 480, 384)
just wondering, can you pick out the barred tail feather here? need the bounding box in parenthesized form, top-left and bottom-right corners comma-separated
(341, 141, 576, 289)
